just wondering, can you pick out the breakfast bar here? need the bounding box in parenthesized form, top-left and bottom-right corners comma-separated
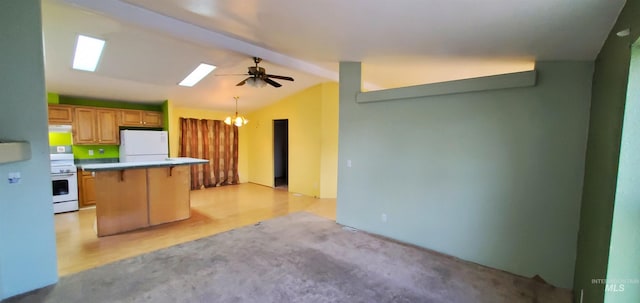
(80, 157, 207, 237)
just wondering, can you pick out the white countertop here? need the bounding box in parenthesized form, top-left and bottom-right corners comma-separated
(78, 157, 208, 171)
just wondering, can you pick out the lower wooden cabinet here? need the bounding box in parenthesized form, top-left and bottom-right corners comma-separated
(78, 170, 96, 208)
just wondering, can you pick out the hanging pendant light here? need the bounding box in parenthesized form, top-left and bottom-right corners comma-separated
(224, 96, 248, 127)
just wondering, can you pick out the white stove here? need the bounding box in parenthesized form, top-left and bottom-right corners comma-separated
(50, 153, 79, 213)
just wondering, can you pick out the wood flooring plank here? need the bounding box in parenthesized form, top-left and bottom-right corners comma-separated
(55, 183, 336, 276)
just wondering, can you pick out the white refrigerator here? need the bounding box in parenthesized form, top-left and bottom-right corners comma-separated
(119, 130, 169, 162)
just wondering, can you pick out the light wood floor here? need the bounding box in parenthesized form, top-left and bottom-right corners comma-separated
(54, 183, 336, 276)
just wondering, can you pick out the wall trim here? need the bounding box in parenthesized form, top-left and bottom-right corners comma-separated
(356, 70, 537, 103)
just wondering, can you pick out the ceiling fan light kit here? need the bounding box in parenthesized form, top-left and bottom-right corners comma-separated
(224, 96, 249, 127)
(246, 77, 268, 88)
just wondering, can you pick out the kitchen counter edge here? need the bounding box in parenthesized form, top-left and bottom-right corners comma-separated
(78, 157, 208, 171)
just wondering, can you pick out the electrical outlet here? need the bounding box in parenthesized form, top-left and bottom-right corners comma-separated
(381, 213, 387, 223)
(88, 150, 94, 156)
(347, 160, 352, 168)
(8, 172, 21, 184)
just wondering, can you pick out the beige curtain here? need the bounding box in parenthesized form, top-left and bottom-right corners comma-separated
(179, 118, 239, 190)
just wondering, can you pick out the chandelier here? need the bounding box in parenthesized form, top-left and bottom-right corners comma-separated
(224, 96, 248, 127)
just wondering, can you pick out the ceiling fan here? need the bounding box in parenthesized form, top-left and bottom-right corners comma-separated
(235, 57, 294, 88)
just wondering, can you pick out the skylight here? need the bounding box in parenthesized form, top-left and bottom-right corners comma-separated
(179, 63, 216, 87)
(72, 35, 105, 72)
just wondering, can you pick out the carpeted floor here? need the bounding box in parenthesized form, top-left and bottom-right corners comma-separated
(4, 212, 572, 303)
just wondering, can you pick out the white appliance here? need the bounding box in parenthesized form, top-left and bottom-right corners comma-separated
(119, 130, 169, 162)
(50, 152, 79, 213)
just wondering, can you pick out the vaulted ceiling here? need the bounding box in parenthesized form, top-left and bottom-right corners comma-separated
(42, 0, 625, 112)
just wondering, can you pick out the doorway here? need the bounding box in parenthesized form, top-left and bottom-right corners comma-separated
(273, 119, 288, 189)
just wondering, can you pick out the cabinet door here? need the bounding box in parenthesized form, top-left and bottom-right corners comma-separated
(73, 108, 96, 144)
(96, 109, 119, 144)
(148, 166, 190, 225)
(142, 111, 163, 127)
(79, 172, 96, 207)
(120, 110, 143, 126)
(48, 105, 73, 124)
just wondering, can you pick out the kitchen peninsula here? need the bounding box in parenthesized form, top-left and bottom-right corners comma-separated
(80, 157, 207, 237)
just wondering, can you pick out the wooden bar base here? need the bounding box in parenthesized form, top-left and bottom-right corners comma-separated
(95, 166, 191, 237)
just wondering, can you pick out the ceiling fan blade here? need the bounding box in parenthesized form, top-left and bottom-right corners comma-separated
(236, 77, 251, 86)
(263, 77, 282, 88)
(215, 73, 249, 76)
(266, 74, 294, 81)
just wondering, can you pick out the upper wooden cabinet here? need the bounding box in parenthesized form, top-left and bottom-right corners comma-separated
(120, 110, 163, 127)
(73, 107, 97, 144)
(73, 107, 119, 145)
(49, 104, 163, 144)
(48, 104, 73, 124)
(96, 109, 119, 144)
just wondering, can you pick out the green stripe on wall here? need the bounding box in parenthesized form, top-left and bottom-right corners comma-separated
(47, 92, 59, 104)
(59, 95, 163, 111)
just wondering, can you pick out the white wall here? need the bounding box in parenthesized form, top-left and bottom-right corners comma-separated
(337, 61, 593, 288)
(0, 0, 58, 299)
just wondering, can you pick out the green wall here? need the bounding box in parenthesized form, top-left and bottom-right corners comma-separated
(337, 61, 593, 289)
(603, 42, 640, 303)
(73, 145, 119, 159)
(58, 95, 163, 111)
(0, 0, 58, 299)
(48, 132, 72, 146)
(47, 92, 59, 104)
(573, 0, 640, 302)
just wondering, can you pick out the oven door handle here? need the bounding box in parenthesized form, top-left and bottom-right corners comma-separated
(52, 173, 76, 177)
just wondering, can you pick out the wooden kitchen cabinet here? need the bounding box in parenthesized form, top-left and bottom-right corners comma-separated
(73, 107, 119, 145)
(120, 110, 163, 127)
(48, 104, 73, 124)
(96, 109, 119, 144)
(73, 107, 97, 144)
(142, 111, 163, 127)
(78, 170, 96, 208)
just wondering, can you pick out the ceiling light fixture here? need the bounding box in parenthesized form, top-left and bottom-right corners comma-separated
(224, 96, 249, 127)
(72, 35, 106, 72)
(246, 77, 268, 88)
(179, 63, 216, 87)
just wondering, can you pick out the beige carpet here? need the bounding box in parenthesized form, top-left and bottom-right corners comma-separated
(4, 212, 572, 303)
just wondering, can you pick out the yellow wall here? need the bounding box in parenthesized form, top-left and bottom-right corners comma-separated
(246, 82, 339, 198)
(320, 83, 339, 198)
(167, 101, 249, 183)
